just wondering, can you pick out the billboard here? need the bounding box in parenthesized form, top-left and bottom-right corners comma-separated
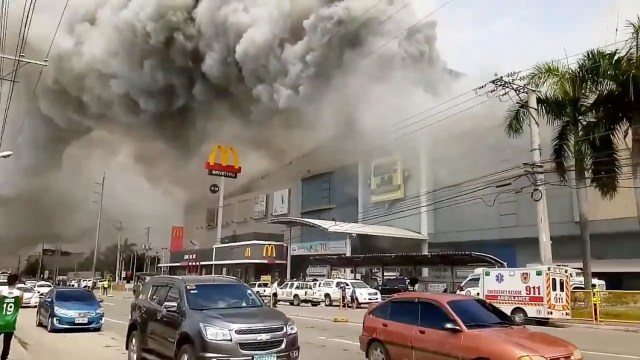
(205, 144, 242, 178)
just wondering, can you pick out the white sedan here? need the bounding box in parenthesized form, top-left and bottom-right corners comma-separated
(16, 285, 39, 307)
(34, 281, 53, 296)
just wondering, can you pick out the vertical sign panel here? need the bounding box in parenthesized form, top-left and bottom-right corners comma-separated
(170, 226, 185, 252)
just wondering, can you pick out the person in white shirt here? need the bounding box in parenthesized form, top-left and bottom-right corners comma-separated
(270, 279, 279, 308)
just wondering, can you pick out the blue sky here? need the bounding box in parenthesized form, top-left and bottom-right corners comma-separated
(412, 0, 639, 75)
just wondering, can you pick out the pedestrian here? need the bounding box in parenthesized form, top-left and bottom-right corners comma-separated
(339, 282, 347, 309)
(350, 286, 358, 309)
(271, 278, 279, 308)
(0, 274, 23, 360)
(102, 280, 109, 296)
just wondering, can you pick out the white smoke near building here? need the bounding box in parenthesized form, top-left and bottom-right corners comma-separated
(0, 0, 458, 261)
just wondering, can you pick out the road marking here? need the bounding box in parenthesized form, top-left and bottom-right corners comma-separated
(102, 302, 115, 306)
(289, 315, 360, 326)
(583, 351, 640, 359)
(318, 336, 359, 346)
(104, 317, 128, 324)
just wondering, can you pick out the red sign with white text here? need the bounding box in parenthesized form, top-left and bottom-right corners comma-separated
(170, 226, 185, 252)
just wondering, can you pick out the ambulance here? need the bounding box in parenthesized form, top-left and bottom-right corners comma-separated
(456, 266, 571, 325)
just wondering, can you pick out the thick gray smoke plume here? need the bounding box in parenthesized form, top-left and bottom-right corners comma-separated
(0, 0, 453, 264)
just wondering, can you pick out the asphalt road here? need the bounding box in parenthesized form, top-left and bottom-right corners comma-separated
(8, 293, 640, 360)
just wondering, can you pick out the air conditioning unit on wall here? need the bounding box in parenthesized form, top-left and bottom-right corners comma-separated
(370, 157, 405, 203)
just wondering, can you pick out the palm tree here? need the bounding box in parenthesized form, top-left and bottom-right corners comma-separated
(592, 17, 640, 226)
(504, 50, 623, 289)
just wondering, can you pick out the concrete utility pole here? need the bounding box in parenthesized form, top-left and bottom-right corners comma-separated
(91, 172, 106, 279)
(144, 227, 151, 273)
(36, 242, 45, 280)
(488, 77, 554, 266)
(527, 90, 553, 265)
(114, 221, 124, 282)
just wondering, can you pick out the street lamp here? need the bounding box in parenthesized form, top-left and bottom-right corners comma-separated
(0, 151, 13, 158)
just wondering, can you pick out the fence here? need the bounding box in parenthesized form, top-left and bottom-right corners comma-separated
(571, 290, 640, 323)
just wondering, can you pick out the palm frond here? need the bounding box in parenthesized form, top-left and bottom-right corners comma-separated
(504, 97, 529, 138)
(582, 121, 622, 199)
(551, 120, 573, 181)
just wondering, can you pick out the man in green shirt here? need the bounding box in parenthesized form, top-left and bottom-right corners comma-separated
(0, 274, 22, 360)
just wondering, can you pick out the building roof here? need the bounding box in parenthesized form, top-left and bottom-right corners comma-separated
(266, 216, 427, 240)
(307, 251, 507, 268)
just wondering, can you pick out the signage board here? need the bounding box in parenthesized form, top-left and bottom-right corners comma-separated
(170, 226, 185, 251)
(290, 240, 347, 255)
(205, 144, 242, 178)
(214, 243, 286, 262)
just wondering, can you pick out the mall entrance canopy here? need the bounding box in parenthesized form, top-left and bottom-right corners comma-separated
(266, 216, 427, 240)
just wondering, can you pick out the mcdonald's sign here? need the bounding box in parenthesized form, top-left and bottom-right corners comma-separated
(205, 144, 242, 178)
(244, 247, 252, 257)
(263, 245, 276, 258)
(170, 226, 185, 252)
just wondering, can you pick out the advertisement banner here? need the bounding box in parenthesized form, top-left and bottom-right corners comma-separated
(290, 240, 347, 255)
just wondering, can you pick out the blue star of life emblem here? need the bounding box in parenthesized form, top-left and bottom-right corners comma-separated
(495, 273, 504, 283)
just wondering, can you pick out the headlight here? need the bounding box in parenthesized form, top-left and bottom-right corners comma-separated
(518, 356, 547, 360)
(572, 349, 583, 360)
(287, 321, 298, 335)
(199, 324, 231, 342)
(54, 306, 74, 317)
(96, 308, 104, 314)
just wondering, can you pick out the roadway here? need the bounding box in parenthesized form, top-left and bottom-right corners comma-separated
(9, 293, 640, 360)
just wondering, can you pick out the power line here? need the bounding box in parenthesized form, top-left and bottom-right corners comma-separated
(34, 0, 68, 90)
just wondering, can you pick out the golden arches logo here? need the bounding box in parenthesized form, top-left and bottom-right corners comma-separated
(244, 247, 252, 257)
(172, 227, 184, 238)
(263, 245, 276, 258)
(205, 144, 242, 178)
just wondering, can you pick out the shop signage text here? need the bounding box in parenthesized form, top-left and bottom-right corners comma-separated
(205, 144, 242, 178)
(291, 240, 347, 255)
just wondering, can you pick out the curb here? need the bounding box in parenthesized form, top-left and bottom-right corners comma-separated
(553, 321, 640, 333)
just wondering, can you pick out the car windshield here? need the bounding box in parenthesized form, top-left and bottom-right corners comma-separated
(37, 283, 52, 288)
(248, 282, 257, 287)
(186, 283, 264, 310)
(17, 286, 35, 293)
(448, 299, 514, 329)
(55, 290, 98, 304)
(349, 281, 370, 289)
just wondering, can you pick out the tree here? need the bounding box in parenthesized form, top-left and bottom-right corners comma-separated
(504, 50, 624, 289)
(591, 17, 640, 226)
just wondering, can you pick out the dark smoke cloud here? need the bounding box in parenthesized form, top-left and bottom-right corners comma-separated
(0, 0, 452, 265)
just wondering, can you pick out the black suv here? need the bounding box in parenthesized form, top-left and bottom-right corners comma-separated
(125, 275, 300, 360)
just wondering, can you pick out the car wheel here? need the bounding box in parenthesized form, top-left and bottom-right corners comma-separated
(46, 316, 55, 333)
(324, 294, 332, 306)
(35, 312, 41, 327)
(176, 343, 197, 360)
(293, 295, 301, 306)
(128, 330, 140, 360)
(355, 299, 361, 308)
(368, 341, 389, 360)
(510, 308, 528, 325)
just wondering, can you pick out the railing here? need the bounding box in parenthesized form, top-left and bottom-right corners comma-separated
(571, 290, 640, 323)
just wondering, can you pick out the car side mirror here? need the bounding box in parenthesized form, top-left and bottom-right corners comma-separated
(98, 298, 104, 303)
(162, 301, 179, 313)
(443, 322, 462, 332)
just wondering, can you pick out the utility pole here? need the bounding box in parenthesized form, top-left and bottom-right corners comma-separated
(144, 227, 151, 273)
(16, 255, 21, 274)
(160, 247, 168, 275)
(91, 172, 106, 279)
(487, 77, 553, 265)
(114, 221, 124, 282)
(36, 242, 45, 280)
(527, 89, 553, 265)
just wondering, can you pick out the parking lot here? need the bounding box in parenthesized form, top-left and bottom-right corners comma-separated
(9, 293, 640, 360)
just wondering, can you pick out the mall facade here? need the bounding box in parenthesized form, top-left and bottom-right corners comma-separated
(172, 133, 640, 289)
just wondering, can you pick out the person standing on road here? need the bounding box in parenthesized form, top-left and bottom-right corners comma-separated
(102, 280, 109, 296)
(0, 274, 23, 360)
(271, 278, 279, 308)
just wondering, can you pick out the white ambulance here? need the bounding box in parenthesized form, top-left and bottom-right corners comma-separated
(457, 266, 571, 325)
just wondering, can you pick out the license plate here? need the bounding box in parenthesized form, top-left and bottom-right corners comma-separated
(75, 318, 88, 324)
(253, 355, 276, 360)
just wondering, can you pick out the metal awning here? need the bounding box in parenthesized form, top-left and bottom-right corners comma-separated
(266, 216, 427, 240)
(307, 251, 507, 268)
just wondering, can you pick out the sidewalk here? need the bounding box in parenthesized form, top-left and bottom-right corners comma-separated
(553, 319, 640, 333)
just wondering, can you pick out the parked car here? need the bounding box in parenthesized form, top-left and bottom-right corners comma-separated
(318, 279, 381, 307)
(248, 281, 271, 298)
(16, 285, 39, 307)
(374, 277, 411, 297)
(35, 287, 104, 332)
(125, 275, 300, 360)
(34, 281, 53, 297)
(359, 292, 582, 360)
(275, 281, 320, 307)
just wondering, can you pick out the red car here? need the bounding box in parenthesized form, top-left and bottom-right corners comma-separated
(360, 292, 582, 360)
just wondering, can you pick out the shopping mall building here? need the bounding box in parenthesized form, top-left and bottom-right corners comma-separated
(163, 130, 640, 289)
